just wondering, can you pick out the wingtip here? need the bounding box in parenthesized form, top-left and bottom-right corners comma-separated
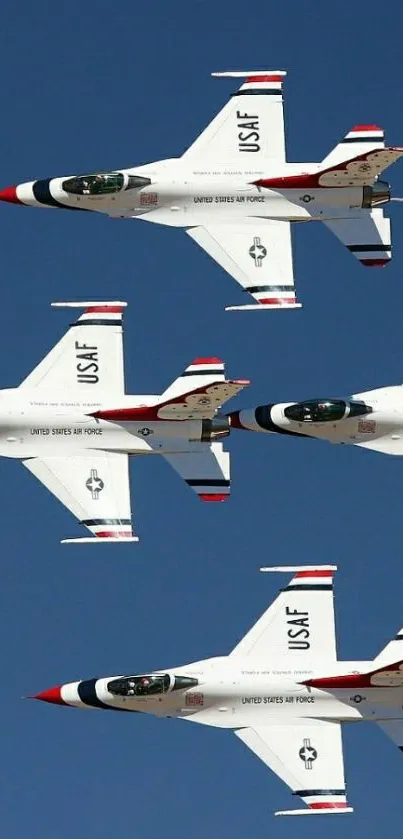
(51, 300, 128, 309)
(211, 69, 287, 78)
(260, 565, 338, 573)
(275, 807, 353, 816)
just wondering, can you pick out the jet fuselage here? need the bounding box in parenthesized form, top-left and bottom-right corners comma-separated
(0, 387, 226, 458)
(230, 385, 403, 455)
(6, 161, 379, 226)
(36, 656, 403, 727)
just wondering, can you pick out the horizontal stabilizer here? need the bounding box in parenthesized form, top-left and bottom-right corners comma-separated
(161, 357, 225, 402)
(255, 147, 403, 189)
(91, 379, 250, 423)
(163, 442, 230, 501)
(321, 124, 385, 169)
(375, 625, 403, 665)
(324, 211, 391, 268)
(377, 719, 403, 753)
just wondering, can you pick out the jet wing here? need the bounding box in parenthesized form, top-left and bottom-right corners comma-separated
(20, 301, 126, 393)
(186, 221, 301, 311)
(229, 566, 337, 663)
(235, 720, 352, 815)
(182, 71, 287, 164)
(162, 442, 230, 501)
(23, 452, 138, 542)
(323, 209, 391, 267)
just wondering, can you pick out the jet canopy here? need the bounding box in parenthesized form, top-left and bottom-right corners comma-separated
(62, 172, 151, 196)
(284, 399, 373, 424)
(107, 673, 199, 697)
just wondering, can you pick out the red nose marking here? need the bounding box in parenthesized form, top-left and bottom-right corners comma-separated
(33, 685, 66, 705)
(0, 186, 23, 204)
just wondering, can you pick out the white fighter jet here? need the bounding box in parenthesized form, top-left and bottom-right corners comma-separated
(32, 565, 403, 815)
(0, 301, 249, 542)
(228, 385, 403, 455)
(1, 71, 402, 310)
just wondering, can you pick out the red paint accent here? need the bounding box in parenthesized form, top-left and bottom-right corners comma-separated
(85, 305, 123, 314)
(34, 685, 66, 705)
(253, 175, 318, 189)
(246, 74, 283, 83)
(309, 802, 348, 810)
(95, 531, 133, 538)
(0, 185, 23, 204)
(189, 357, 223, 366)
(253, 147, 401, 191)
(89, 379, 240, 423)
(351, 124, 382, 132)
(199, 493, 229, 502)
(295, 570, 333, 578)
(91, 406, 158, 421)
(259, 297, 297, 306)
(302, 659, 403, 689)
(360, 258, 390, 267)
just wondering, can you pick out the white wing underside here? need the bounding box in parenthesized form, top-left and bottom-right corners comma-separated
(323, 209, 391, 266)
(235, 720, 351, 814)
(187, 221, 298, 310)
(163, 442, 230, 500)
(23, 452, 136, 542)
(182, 72, 286, 164)
(20, 305, 125, 393)
(230, 568, 337, 663)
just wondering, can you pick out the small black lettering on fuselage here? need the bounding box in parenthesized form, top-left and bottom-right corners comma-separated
(285, 606, 311, 650)
(75, 341, 99, 384)
(236, 110, 261, 153)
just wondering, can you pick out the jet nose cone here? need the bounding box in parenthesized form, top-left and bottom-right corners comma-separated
(0, 185, 22, 204)
(33, 685, 66, 705)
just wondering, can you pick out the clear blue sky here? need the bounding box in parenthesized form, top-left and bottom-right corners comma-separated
(1, 0, 403, 834)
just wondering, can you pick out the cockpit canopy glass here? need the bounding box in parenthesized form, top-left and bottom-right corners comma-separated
(107, 674, 170, 697)
(284, 400, 346, 423)
(107, 674, 199, 698)
(284, 399, 372, 424)
(62, 173, 151, 196)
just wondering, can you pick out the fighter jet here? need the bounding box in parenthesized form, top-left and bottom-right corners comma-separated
(1, 71, 402, 310)
(33, 564, 403, 814)
(228, 384, 403, 455)
(0, 301, 249, 542)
